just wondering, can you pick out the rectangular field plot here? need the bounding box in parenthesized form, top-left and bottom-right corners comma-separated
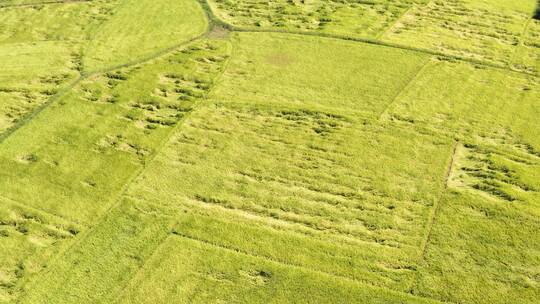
(381, 0, 538, 71)
(208, 0, 429, 38)
(114, 233, 438, 304)
(384, 59, 540, 158)
(446, 141, 540, 214)
(212, 32, 429, 117)
(384, 59, 540, 212)
(412, 190, 540, 304)
(0, 39, 230, 224)
(126, 101, 454, 290)
(0, 198, 80, 303)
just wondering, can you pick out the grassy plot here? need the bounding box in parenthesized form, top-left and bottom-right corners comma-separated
(385, 61, 540, 142)
(82, 0, 209, 72)
(0, 42, 75, 87)
(384, 59, 540, 158)
(18, 199, 176, 304)
(0, 0, 118, 43)
(381, 0, 539, 72)
(18, 199, 439, 304)
(0, 197, 80, 303)
(212, 32, 429, 117)
(447, 142, 540, 210)
(411, 191, 540, 304)
(115, 233, 439, 304)
(207, 0, 430, 38)
(0, 39, 230, 224)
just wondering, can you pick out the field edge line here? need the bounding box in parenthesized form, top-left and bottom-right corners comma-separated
(408, 141, 459, 295)
(0, 75, 83, 144)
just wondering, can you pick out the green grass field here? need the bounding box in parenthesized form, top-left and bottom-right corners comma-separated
(0, 0, 539, 303)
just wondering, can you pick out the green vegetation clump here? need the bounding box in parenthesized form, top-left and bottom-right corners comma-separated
(0, 0, 539, 303)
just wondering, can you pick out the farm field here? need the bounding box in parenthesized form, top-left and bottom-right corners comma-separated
(0, 0, 538, 303)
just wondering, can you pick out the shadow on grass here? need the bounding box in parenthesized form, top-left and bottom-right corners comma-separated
(534, 1, 540, 20)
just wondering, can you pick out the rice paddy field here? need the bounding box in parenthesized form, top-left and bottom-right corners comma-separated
(0, 0, 538, 303)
